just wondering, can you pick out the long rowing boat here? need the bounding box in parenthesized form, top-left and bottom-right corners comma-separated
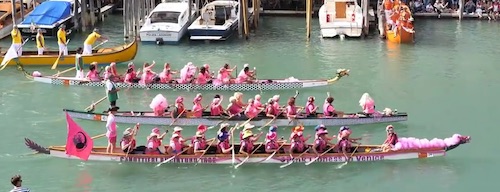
(30, 69, 350, 91)
(1, 39, 138, 66)
(24, 135, 470, 165)
(63, 109, 408, 126)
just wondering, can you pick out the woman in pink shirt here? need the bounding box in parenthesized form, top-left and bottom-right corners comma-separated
(226, 96, 243, 116)
(254, 94, 263, 109)
(192, 93, 205, 118)
(106, 107, 119, 153)
(216, 64, 236, 84)
(235, 64, 255, 84)
(203, 64, 213, 83)
(86, 62, 101, 82)
(286, 97, 299, 122)
(195, 67, 208, 85)
(305, 96, 318, 117)
(159, 63, 174, 84)
(323, 92, 344, 118)
(244, 98, 260, 118)
(359, 93, 376, 115)
(210, 95, 224, 116)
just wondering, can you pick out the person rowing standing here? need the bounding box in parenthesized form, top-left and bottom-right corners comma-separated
(10, 25, 23, 56)
(35, 29, 45, 55)
(359, 93, 376, 116)
(57, 25, 68, 56)
(83, 28, 108, 55)
(74, 48, 84, 78)
(106, 106, 119, 153)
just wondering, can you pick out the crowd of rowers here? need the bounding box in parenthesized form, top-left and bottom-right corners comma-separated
(146, 91, 388, 120)
(118, 122, 400, 160)
(83, 61, 260, 85)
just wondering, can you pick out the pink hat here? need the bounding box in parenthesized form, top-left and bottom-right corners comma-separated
(152, 127, 160, 134)
(317, 129, 328, 136)
(197, 124, 207, 132)
(176, 96, 183, 103)
(203, 64, 209, 68)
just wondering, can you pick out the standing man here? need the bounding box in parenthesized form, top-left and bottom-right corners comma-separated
(36, 29, 45, 55)
(106, 74, 120, 108)
(10, 175, 30, 192)
(11, 25, 23, 56)
(57, 24, 68, 56)
(83, 28, 108, 55)
(75, 47, 84, 78)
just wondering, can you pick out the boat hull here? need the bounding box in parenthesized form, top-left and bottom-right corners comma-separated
(386, 27, 414, 44)
(318, 3, 364, 38)
(63, 109, 408, 126)
(18, 18, 75, 38)
(188, 21, 238, 41)
(33, 143, 451, 164)
(1, 39, 138, 66)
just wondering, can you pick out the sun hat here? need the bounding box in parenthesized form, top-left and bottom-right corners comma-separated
(317, 129, 328, 136)
(173, 127, 183, 132)
(242, 131, 253, 139)
(197, 124, 207, 132)
(339, 126, 350, 133)
(243, 123, 255, 131)
(315, 124, 326, 131)
(152, 127, 160, 134)
(272, 95, 280, 101)
(172, 133, 180, 138)
(123, 128, 133, 136)
(195, 131, 204, 138)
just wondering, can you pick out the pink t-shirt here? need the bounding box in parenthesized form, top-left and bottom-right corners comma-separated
(305, 102, 316, 115)
(363, 99, 375, 114)
(196, 72, 207, 84)
(105, 114, 117, 138)
(245, 104, 259, 118)
(192, 102, 203, 117)
(323, 103, 335, 116)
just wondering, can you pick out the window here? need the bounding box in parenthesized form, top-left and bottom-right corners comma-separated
(150, 11, 181, 24)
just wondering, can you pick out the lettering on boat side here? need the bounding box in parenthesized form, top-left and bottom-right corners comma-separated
(120, 156, 217, 163)
(277, 155, 385, 163)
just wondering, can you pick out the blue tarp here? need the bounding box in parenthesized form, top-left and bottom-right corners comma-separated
(20, 1, 72, 26)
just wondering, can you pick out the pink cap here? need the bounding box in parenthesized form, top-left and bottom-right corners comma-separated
(152, 127, 160, 134)
(176, 96, 183, 103)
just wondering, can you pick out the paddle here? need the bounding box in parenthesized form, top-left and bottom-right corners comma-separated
(93, 40, 108, 50)
(52, 67, 76, 77)
(279, 148, 310, 168)
(305, 145, 337, 165)
(91, 133, 106, 140)
(169, 108, 186, 126)
(231, 123, 239, 166)
(194, 137, 217, 166)
(234, 139, 264, 169)
(262, 140, 287, 162)
(0, 39, 30, 70)
(155, 146, 192, 167)
(337, 144, 361, 169)
(85, 96, 108, 112)
(207, 120, 225, 130)
(51, 39, 70, 70)
(257, 117, 275, 131)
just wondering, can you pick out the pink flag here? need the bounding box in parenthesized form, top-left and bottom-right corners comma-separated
(65, 112, 93, 161)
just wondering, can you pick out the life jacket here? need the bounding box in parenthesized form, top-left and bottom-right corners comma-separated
(291, 133, 305, 152)
(265, 132, 279, 150)
(315, 137, 327, 153)
(323, 103, 335, 116)
(193, 137, 207, 151)
(241, 139, 254, 153)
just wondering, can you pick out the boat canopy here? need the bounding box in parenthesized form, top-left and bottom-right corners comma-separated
(20, 1, 72, 25)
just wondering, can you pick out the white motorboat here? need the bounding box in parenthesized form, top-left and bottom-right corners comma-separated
(318, 0, 363, 38)
(187, 0, 252, 41)
(139, 0, 197, 44)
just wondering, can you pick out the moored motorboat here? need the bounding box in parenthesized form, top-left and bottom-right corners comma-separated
(318, 0, 363, 38)
(24, 135, 470, 164)
(29, 68, 350, 91)
(383, 0, 414, 43)
(1, 39, 138, 66)
(63, 108, 408, 126)
(17, 0, 77, 38)
(139, 0, 197, 44)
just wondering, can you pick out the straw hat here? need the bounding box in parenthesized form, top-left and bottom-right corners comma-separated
(123, 128, 133, 136)
(173, 127, 183, 132)
(293, 125, 304, 133)
(243, 123, 255, 131)
(242, 131, 253, 139)
(195, 131, 204, 138)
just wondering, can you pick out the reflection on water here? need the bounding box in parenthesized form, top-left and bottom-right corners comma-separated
(75, 169, 93, 192)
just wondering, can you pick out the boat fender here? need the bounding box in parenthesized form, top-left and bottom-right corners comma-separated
(326, 14, 331, 23)
(156, 38, 164, 45)
(32, 71, 42, 77)
(352, 13, 356, 22)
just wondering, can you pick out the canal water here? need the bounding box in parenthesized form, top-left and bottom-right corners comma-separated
(0, 15, 498, 191)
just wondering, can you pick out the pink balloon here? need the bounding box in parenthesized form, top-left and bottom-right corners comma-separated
(401, 140, 410, 149)
(414, 139, 422, 149)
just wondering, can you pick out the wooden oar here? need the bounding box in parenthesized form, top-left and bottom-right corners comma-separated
(169, 108, 186, 126)
(231, 123, 239, 166)
(194, 138, 217, 166)
(305, 145, 337, 165)
(155, 146, 192, 167)
(234, 140, 264, 169)
(51, 39, 70, 70)
(257, 118, 275, 131)
(91, 133, 106, 140)
(52, 67, 76, 77)
(207, 120, 225, 130)
(93, 40, 108, 50)
(279, 148, 311, 168)
(85, 96, 108, 112)
(262, 140, 287, 162)
(337, 144, 361, 169)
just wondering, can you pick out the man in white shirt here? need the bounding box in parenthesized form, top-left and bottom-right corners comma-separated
(10, 175, 30, 192)
(105, 75, 120, 108)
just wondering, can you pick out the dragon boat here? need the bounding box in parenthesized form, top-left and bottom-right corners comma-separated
(24, 135, 470, 165)
(30, 69, 350, 91)
(0, 39, 138, 67)
(63, 108, 408, 126)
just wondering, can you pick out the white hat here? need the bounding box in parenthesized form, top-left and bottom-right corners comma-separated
(148, 132, 160, 140)
(172, 133, 180, 138)
(123, 128, 133, 136)
(219, 123, 230, 131)
(173, 127, 183, 132)
(243, 123, 255, 130)
(272, 95, 280, 101)
(243, 64, 249, 68)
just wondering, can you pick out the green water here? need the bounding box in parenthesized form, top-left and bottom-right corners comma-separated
(0, 15, 498, 191)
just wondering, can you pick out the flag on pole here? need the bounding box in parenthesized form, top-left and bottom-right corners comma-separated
(0, 45, 19, 68)
(65, 112, 94, 161)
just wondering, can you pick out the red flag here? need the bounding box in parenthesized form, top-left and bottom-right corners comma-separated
(65, 112, 93, 161)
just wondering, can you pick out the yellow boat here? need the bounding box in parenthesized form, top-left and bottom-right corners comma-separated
(0, 39, 138, 66)
(383, 0, 414, 44)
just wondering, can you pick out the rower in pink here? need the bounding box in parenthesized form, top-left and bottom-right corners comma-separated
(254, 94, 263, 108)
(244, 98, 259, 118)
(272, 95, 281, 116)
(226, 96, 243, 116)
(215, 64, 234, 85)
(86, 62, 101, 82)
(192, 93, 204, 118)
(159, 63, 172, 83)
(210, 95, 224, 116)
(195, 67, 208, 85)
(359, 93, 375, 115)
(305, 96, 317, 117)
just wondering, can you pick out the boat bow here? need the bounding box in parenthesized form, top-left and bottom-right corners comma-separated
(326, 68, 350, 84)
